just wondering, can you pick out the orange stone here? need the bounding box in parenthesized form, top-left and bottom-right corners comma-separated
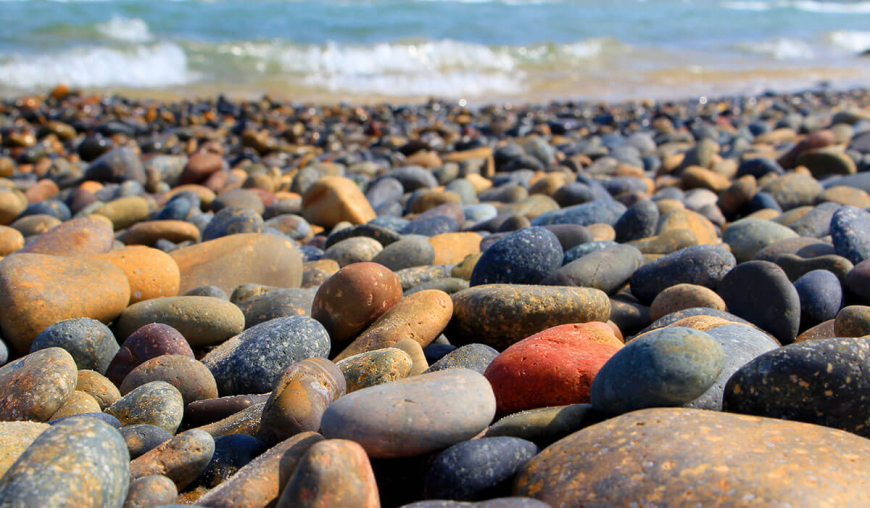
(429, 232, 482, 265)
(95, 246, 181, 304)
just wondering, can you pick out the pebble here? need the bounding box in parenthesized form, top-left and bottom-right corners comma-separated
(303, 175, 377, 227)
(30, 318, 118, 374)
(120, 424, 173, 459)
(19, 216, 114, 256)
(833, 305, 870, 337)
(649, 284, 727, 322)
(125, 475, 178, 508)
(722, 218, 798, 263)
(337, 348, 413, 392)
(773, 252, 853, 285)
(187, 434, 267, 491)
(115, 296, 245, 347)
(542, 244, 643, 294)
(372, 236, 435, 271)
(483, 404, 603, 447)
(794, 269, 843, 330)
(629, 245, 736, 304)
(0, 421, 50, 476)
(233, 287, 316, 327)
(323, 236, 384, 267)
(106, 380, 185, 434)
(425, 343, 499, 374)
(106, 323, 194, 386)
(49, 390, 101, 420)
(0, 347, 78, 422)
(130, 429, 216, 490)
(831, 205, 870, 265)
(95, 246, 181, 304)
(120, 355, 218, 405)
(470, 227, 563, 286)
(76, 370, 121, 409)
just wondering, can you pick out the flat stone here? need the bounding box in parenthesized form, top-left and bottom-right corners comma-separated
(484, 404, 604, 447)
(120, 355, 218, 405)
(20, 217, 114, 256)
(115, 296, 245, 347)
(336, 348, 412, 393)
(542, 245, 642, 294)
(629, 246, 736, 304)
(723, 218, 798, 263)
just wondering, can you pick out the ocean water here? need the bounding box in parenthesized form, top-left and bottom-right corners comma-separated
(0, 0, 869, 102)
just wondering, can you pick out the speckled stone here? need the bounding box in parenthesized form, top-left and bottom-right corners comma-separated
(185, 285, 229, 299)
(324, 237, 385, 267)
(187, 434, 267, 491)
(0, 347, 78, 422)
(337, 348, 412, 392)
(106, 381, 184, 434)
(95, 246, 181, 304)
(753, 236, 834, 261)
(513, 408, 870, 506)
(774, 253, 853, 285)
(202, 206, 263, 241)
(717, 260, 801, 344)
(30, 318, 118, 374)
(0, 421, 50, 476)
(75, 370, 120, 410)
(122, 220, 201, 246)
(124, 475, 178, 508)
(470, 227, 562, 286)
(397, 265, 454, 291)
(834, 305, 870, 337)
(831, 205, 870, 265)
(185, 393, 271, 428)
(483, 404, 604, 447)
(649, 284, 727, 322)
(301, 259, 340, 288)
(19, 216, 114, 257)
(106, 323, 194, 386)
(234, 287, 317, 327)
(629, 246, 736, 304)
(115, 296, 245, 347)
(794, 270, 843, 330)
(626, 229, 698, 255)
(656, 209, 718, 245)
(613, 199, 659, 242)
(325, 223, 402, 249)
(530, 199, 626, 227)
(723, 218, 798, 263)
(312, 262, 403, 351)
(0, 417, 129, 507)
(202, 316, 331, 395)
(130, 429, 215, 490)
(120, 355, 218, 405)
(425, 343, 499, 374)
(542, 245, 642, 294)
(195, 401, 265, 439)
(49, 390, 102, 420)
(760, 173, 823, 210)
(257, 358, 345, 445)
(120, 424, 173, 460)
(193, 432, 324, 508)
(591, 327, 724, 415)
(321, 369, 496, 458)
(448, 284, 611, 350)
(277, 439, 380, 508)
(725, 338, 870, 437)
(372, 236, 435, 271)
(638, 307, 757, 335)
(424, 437, 539, 502)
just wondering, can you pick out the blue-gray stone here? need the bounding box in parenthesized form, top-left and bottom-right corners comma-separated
(794, 269, 843, 330)
(563, 240, 619, 265)
(831, 205, 870, 265)
(30, 318, 118, 374)
(542, 245, 643, 295)
(119, 424, 173, 459)
(614, 199, 659, 243)
(425, 344, 499, 374)
(630, 245, 736, 304)
(470, 227, 562, 286)
(531, 200, 626, 227)
(202, 206, 263, 241)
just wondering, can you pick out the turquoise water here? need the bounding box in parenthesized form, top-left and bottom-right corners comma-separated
(1, 0, 869, 100)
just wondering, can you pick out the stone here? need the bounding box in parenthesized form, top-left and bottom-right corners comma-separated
(831, 205, 870, 265)
(372, 237, 435, 271)
(722, 218, 798, 263)
(321, 369, 496, 458)
(425, 343, 499, 375)
(30, 318, 118, 374)
(130, 429, 215, 490)
(717, 260, 801, 344)
(613, 199, 658, 242)
(513, 408, 870, 506)
(846, 260, 870, 305)
(49, 390, 102, 420)
(484, 404, 604, 447)
(753, 236, 834, 261)
(116, 296, 244, 347)
(235, 287, 316, 328)
(337, 348, 412, 392)
(0, 348, 78, 422)
(94, 196, 151, 230)
(185, 394, 270, 428)
(122, 220, 201, 246)
(591, 327, 724, 415)
(760, 173, 823, 210)
(0, 225, 23, 255)
(301, 259, 340, 288)
(84, 145, 146, 184)
(124, 475, 178, 508)
(170, 233, 302, 295)
(106, 381, 184, 434)
(470, 227, 562, 286)
(449, 285, 611, 350)
(0, 254, 130, 353)
(302, 176, 376, 228)
(96, 246, 180, 304)
(187, 434, 267, 491)
(20, 217, 114, 256)
(120, 355, 218, 405)
(0, 417, 130, 507)
(201, 206, 263, 242)
(325, 223, 401, 249)
(485, 322, 621, 414)
(834, 305, 870, 337)
(542, 245, 643, 295)
(774, 253, 853, 285)
(202, 316, 331, 395)
(119, 425, 173, 460)
(423, 437, 539, 502)
(629, 246, 736, 304)
(627, 228, 698, 255)
(277, 439, 380, 508)
(106, 323, 194, 386)
(794, 270, 843, 330)
(429, 232, 482, 265)
(312, 262, 403, 351)
(656, 209, 717, 245)
(323, 237, 384, 267)
(76, 370, 121, 409)
(796, 147, 857, 178)
(0, 421, 50, 477)
(795, 319, 836, 343)
(649, 284, 727, 322)
(530, 200, 626, 227)
(181, 152, 224, 184)
(725, 338, 870, 437)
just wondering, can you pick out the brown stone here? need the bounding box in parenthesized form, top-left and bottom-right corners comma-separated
(0, 190, 27, 225)
(0, 422, 50, 477)
(20, 217, 114, 257)
(302, 176, 376, 228)
(120, 355, 218, 405)
(48, 390, 101, 420)
(130, 429, 215, 491)
(122, 220, 202, 246)
(115, 296, 245, 347)
(657, 209, 718, 245)
(0, 348, 78, 422)
(0, 225, 23, 255)
(124, 475, 178, 508)
(681, 166, 731, 192)
(429, 232, 482, 265)
(649, 283, 728, 321)
(0, 254, 130, 353)
(514, 408, 870, 507)
(76, 370, 121, 409)
(24, 179, 59, 203)
(185, 393, 270, 428)
(94, 196, 151, 230)
(392, 338, 429, 375)
(95, 246, 180, 304)
(336, 348, 413, 393)
(834, 305, 870, 338)
(795, 319, 836, 343)
(301, 259, 340, 288)
(181, 152, 224, 185)
(105, 323, 194, 386)
(196, 402, 266, 438)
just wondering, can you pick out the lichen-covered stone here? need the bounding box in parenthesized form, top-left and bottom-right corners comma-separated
(0, 421, 50, 476)
(130, 429, 215, 490)
(0, 347, 78, 422)
(337, 348, 413, 392)
(106, 381, 184, 434)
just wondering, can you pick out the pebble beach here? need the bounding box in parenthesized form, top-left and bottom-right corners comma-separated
(1, 83, 870, 507)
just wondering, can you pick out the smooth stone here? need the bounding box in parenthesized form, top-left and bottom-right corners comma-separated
(717, 260, 801, 344)
(448, 285, 611, 350)
(94, 196, 151, 230)
(406, 277, 469, 296)
(795, 319, 837, 343)
(429, 232, 482, 265)
(530, 200, 626, 227)
(485, 322, 621, 415)
(30, 318, 118, 374)
(629, 245, 736, 304)
(470, 227, 562, 286)
(202, 316, 331, 395)
(325, 223, 402, 249)
(20, 217, 114, 256)
(513, 408, 870, 506)
(276, 439, 380, 508)
(725, 338, 870, 437)
(372, 237, 435, 271)
(0, 417, 129, 507)
(76, 370, 121, 409)
(0, 421, 50, 476)
(400, 215, 459, 236)
(123, 220, 202, 246)
(0, 254, 130, 353)
(423, 437, 539, 502)
(49, 390, 101, 420)
(185, 394, 270, 428)
(402, 499, 548, 508)
(846, 259, 870, 304)
(185, 285, 229, 299)
(115, 296, 245, 347)
(483, 404, 604, 447)
(608, 298, 652, 336)
(323, 237, 384, 267)
(542, 245, 642, 295)
(125, 475, 178, 508)
(649, 284, 727, 322)
(722, 218, 798, 263)
(120, 355, 218, 405)
(257, 358, 345, 445)
(0, 348, 78, 422)
(834, 305, 870, 337)
(337, 348, 412, 392)
(106, 323, 194, 386)
(796, 147, 857, 178)
(235, 288, 316, 328)
(302, 176, 377, 228)
(613, 199, 658, 242)
(12, 214, 61, 237)
(106, 381, 184, 434)
(656, 209, 717, 245)
(312, 262, 403, 351)
(84, 145, 146, 184)
(130, 429, 216, 490)
(321, 369, 496, 458)
(753, 236, 834, 261)
(301, 259, 340, 288)
(425, 343, 499, 374)
(120, 424, 173, 460)
(187, 434, 267, 491)
(202, 206, 263, 241)
(397, 265, 453, 291)
(638, 307, 757, 335)
(794, 270, 843, 330)
(785, 203, 838, 238)
(393, 338, 429, 375)
(0, 225, 23, 255)
(170, 233, 302, 295)
(774, 253, 853, 285)
(760, 173, 823, 210)
(96, 246, 181, 304)
(831, 205, 870, 265)
(591, 327, 724, 415)
(335, 289, 453, 362)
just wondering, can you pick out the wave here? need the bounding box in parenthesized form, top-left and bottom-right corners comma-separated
(827, 30, 870, 53)
(722, 0, 870, 13)
(0, 43, 197, 89)
(94, 16, 153, 43)
(735, 37, 816, 59)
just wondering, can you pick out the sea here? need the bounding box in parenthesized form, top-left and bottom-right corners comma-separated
(1, 0, 869, 103)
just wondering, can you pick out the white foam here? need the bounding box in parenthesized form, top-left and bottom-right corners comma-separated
(95, 15, 153, 43)
(0, 43, 196, 89)
(722, 0, 870, 13)
(737, 37, 815, 60)
(828, 30, 870, 53)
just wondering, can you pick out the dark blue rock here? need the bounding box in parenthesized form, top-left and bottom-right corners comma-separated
(20, 200, 71, 221)
(614, 199, 659, 243)
(201, 206, 263, 241)
(423, 437, 540, 501)
(470, 227, 562, 286)
(540, 224, 593, 252)
(562, 240, 619, 265)
(400, 216, 458, 236)
(831, 205, 870, 265)
(724, 338, 870, 437)
(155, 196, 191, 221)
(737, 158, 784, 179)
(48, 412, 121, 428)
(187, 434, 267, 490)
(84, 145, 147, 184)
(542, 245, 643, 295)
(119, 424, 173, 459)
(602, 176, 648, 197)
(744, 191, 782, 214)
(372, 237, 435, 271)
(717, 260, 801, 345)
(384, 166, 439, 192)
(630, 245, 736, 304)
(794, 270, 843, 330)
(425, 344, 499, 374)
(30, 318, 118, 374)
(822, 172, 870, 192)
(298, 245, 323, 262)
(531, 200, 626, 227)
(591, 327, 724, 415)
(423, 343, 457, 364)
(365, 177, 404, 208)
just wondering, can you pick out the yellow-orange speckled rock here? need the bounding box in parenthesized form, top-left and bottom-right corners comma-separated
(334, 289, 453, 362)
(0, 348, 78, 422)
(628, 228, 699, 255)
(302, 259, 340, 288)
(336, 348, 413, 393)
(795, 319, 836, 343)
(277, 439, 380, 508)
(95, 246, 180, 304)
(170, 233, 302, 295)
(0, 190, 27, 225)
(0, 254, 130, 353)
(94, 196, 151, 230)
(48, 390, 101, 420)
(0, 422, 50, 476)
(130, 429, 215, 491)
(657, 209, 718, 245)
(20, 217, 114, 257)
(76, 370, 121, 410)
(650, 283, 727, 321)
(513, 408, 870, 507)
(834, 306, 870, 338)
(195, 401, 266, 438)
(448, 285, 611, 350)
(123, 220, 202, 246)
(0, 225, 23, 255)
(160, 184, 216, 209)
(429, 232, 482, 265)
(662, 315, 738, 332)
(302, 176, 376, 228)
